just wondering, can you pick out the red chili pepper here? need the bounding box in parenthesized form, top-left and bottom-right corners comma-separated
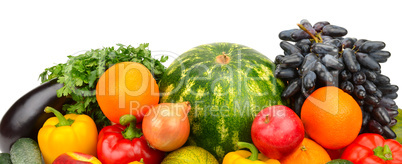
(97, 115, 165, 164)
(341, 133, 402, 164)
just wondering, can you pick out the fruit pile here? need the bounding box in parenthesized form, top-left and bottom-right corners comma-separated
(274, 19, 399, 139)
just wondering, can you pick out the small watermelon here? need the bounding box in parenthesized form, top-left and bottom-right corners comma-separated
(161, 146, 218, 164)
(158, 43, 285, 161)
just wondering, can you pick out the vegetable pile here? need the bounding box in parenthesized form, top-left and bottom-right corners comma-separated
(39, 43, 168, 128)
(0, 19, 401, 164)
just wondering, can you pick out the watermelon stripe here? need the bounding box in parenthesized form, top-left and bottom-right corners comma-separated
(158, 43, 285, 162)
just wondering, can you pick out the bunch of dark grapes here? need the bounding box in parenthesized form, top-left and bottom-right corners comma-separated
(274, 19, 399, 139)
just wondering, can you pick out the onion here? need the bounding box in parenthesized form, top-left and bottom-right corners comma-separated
(142, 102, 191, 152)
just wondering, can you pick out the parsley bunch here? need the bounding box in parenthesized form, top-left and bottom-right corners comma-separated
(39, 43, 168, 128)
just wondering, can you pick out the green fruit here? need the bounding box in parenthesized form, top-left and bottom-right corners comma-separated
(158, 42, 285, 161)
(161, 146, 218, 164)
(0, 153, 12, 164)
(391, 109, 402, 143)
(10, 138, 42, 164)
(326, 159, 353, 164)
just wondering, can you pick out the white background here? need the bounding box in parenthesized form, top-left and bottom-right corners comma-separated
(1, 0, 401, 145)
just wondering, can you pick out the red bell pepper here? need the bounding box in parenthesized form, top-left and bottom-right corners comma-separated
(97, 115, 165, 164)
(341, 133, 402, 164)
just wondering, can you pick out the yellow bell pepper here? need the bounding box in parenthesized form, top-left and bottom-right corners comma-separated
(38, 107, 98, 164)
(223, 142, 281, 164)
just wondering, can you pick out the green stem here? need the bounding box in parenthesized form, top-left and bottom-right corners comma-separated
(237, 142, 259, 161)
(44, 106, 74, 127)
(119, 115, 143, 140)
(373, 144, 393, 161)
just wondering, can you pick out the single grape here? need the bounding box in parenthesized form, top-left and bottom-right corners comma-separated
(311, 43, 338, 56)
(274, 66, 298, 79)
(321, 35, 333, 42)
(291, 29, 311, 41)
(340, 81, 354, 94)
(359, 41, 386, 53)
(322, 25, 348, 37)
(373, 89, 383, 99)
(364, 95, 380, 106)
(379, 97, 397, 110)
(372, 106, 391, 126)
(300, 53, 319, 75)
(356, 52, 381, 71)
(340, 70, 352, 81)
(382, 126, 396, 139)
(364, 104, 374, 113)
(355, 97, 365, 106)
(384, 93, 398, 99)
(363, 81, 377, 94)
(300, 19, 317, 35)
(274, 55, 285, 64)
(296, 39, 312, 54)
(330, 70, 340, 86)
(279, 29, 299, 41)
(390, 118, 397, 127)
(378, 85, 399, 95)
(374, 74, 390, 86)
(324, 39, 342, 51)
(280, 41, 301, 55)
(362, 111, 371, 127)
(280, 53, 304, 68)
(341, 37, 357, 49)
(321, 54, 344, 70)
(342, 48, 361, 73)
(281, 79, 301, 99)
(389, 105, 399, 111)
(368, 120, 384, 135)
(354, 85, 366, 99)
(369, 51, 391, 63)
(313, 21, 330, 32)
(314, 61, 334, 85)
(302, 71, 316, 92)
(361, 68, 377, 81)
(353, 39, 368, 50)
(293, 94, 305, 117)
(352, 72, 366, 85)
(387, 110, 399, 118)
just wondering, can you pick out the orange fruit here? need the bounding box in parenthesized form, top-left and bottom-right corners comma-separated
(96, 62, 159, 123)
(301, 86, 362, 149)
(280, 138, 331, 164)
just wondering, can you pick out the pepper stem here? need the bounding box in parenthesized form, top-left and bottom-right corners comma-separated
(237, 142, 259, 161)
(373, 144, 393, 161)
(120, 114, 143, 140)
(44, 106, 74, 127)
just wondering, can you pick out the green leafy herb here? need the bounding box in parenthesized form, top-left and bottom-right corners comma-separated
(39, 43, 168, 128)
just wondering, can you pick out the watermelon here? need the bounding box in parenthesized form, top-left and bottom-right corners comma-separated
(158, 42, 285, 161)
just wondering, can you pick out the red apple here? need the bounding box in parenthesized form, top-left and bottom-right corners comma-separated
(251, 105, 304, 159)
(53, 152, 102, 164)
